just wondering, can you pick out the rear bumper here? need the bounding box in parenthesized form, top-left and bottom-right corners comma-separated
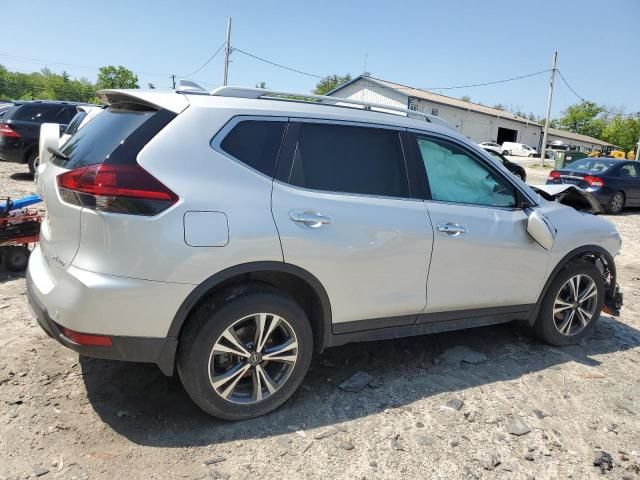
(25, 246, 191, 375)
(27, 281, 177, 374)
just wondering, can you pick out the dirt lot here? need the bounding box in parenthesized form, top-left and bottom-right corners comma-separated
(1, 161, 639, 480)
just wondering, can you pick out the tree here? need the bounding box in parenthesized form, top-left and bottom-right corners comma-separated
(460, 95, 471, 102)
(556, 101, 606, 138)
(492, 103, 506, 111)
(255, 81, 267, 89)
(96, 65, 139, 89)
(147, 82, 156, 89)
(314, 74, 352, 95)
(602, 116, 640, 152)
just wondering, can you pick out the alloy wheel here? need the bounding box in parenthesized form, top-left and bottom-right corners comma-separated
(610, 193, 623, 213)
(208, 313, 298, 404)
(552, 274, 598, 336)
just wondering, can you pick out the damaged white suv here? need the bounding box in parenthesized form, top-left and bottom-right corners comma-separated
(27, 86, 623, 420)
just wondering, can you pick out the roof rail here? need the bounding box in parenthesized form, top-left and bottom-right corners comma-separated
(208, 86, 451, 127)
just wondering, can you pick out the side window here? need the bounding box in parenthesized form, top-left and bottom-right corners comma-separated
(281, 122, 410, 198)
(618, 164, 638, 178)
(416, 136, 516, 207)
(219, 120, 286, 177)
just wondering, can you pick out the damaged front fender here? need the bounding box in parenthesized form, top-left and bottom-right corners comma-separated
(530, 185, 604, 214)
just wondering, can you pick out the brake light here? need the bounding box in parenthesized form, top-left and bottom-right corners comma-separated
(548, 170, 561, 180)
(0, 123, 20, 138)
(584, 175, 604, 187)
(57, 163, 178, 215)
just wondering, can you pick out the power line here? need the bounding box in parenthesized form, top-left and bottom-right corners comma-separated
(179, 42, 226, 79)
(557, 69, 640, 116)
(233, 47, 325, 79)
(421, 69, 552, 91)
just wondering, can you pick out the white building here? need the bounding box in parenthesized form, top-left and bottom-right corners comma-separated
(545, 127, 612, 153)
(327, 76, 610, 153)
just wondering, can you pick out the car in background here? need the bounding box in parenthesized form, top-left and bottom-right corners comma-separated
(59, 105, 103, 146)
(502, 142, 538, 157)
(0, 100, 87, 174)
(478, 141, 502, 153)
(479, 145, 527, 181)
(547, 157, 640, 214)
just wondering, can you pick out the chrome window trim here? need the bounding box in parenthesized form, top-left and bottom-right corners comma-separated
(408, 128, 539, 208)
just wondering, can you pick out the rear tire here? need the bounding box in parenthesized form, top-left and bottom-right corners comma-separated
(3, 246, 30, 272)
(27, 151, 37, 176)
(177, 287, 313, 420)
(534, 260, 604, 346)
(605, 191, 624, 215)
(502, 150, 510, 155)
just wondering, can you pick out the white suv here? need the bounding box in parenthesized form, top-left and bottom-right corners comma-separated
(27, 86, 623, 420)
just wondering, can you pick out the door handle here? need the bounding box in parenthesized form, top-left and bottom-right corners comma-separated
(290, 210, 332, 228)
(436, 222, 467, 236)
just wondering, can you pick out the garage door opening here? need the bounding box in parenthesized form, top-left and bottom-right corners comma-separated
(497, 127, 517, 145)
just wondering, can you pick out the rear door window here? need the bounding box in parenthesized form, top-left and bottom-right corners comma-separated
(218, 119, 286, 177)
(277, 122, 410, 198)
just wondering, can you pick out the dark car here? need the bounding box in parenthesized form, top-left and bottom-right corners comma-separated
(0, 101, 86, 174)
(480, 146, 527, 181)
(547, 158, 640, 214)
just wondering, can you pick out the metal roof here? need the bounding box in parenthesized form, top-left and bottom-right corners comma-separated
(327, 75, 541, 127)
(546, 127, 613, 147)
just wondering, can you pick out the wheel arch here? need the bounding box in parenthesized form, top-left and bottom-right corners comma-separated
(168, 262, 332, 354)
(528, 244, 617, 324)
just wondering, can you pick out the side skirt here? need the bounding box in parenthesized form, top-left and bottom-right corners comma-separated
(326, 305, 534, 348)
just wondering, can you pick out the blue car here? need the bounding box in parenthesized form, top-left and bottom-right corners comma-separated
(547, 157, 640, 214)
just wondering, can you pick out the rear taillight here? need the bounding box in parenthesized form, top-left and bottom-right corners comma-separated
(0, 123, 20, 138)
(584, 175, 604, 187)
(57, 163, 178, 216)
(548, 171, 561, 180)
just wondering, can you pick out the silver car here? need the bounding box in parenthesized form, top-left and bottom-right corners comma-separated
(27, 86, 623, 420)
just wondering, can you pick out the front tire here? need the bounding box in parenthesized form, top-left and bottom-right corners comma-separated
(502, 150, 510, 155)
(534, 260, 604, 346)
(605, 191, 624, 215)
(177, 287, 313, 420)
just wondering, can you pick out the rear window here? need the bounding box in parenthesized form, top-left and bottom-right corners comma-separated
(565, 158, 616, 173)
(64, 111, 87, 137)
(11, 104, 67, 123)
(219, 120, 286, 177)
(56, 103, 171, 169)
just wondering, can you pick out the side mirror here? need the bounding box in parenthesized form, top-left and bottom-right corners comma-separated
(38, 123, 62, 166)
(527, 210, 556, 250)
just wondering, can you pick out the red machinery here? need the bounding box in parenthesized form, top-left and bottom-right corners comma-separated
(1, 197, 42, 272)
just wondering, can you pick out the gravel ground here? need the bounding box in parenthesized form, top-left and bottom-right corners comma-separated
(1, 160, 639, 480)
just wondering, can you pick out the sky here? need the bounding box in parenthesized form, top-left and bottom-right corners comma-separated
(2, 0, 639, 118)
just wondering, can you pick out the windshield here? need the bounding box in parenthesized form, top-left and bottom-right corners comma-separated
(565, 158, 616, 173)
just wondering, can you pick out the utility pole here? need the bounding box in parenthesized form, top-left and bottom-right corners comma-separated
(540, 51, 558, 167)
(223, 17, 232, 86)
(171, 74, 176, 89)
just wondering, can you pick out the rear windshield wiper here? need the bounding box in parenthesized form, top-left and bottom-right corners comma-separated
(47, 146, 69, 161)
